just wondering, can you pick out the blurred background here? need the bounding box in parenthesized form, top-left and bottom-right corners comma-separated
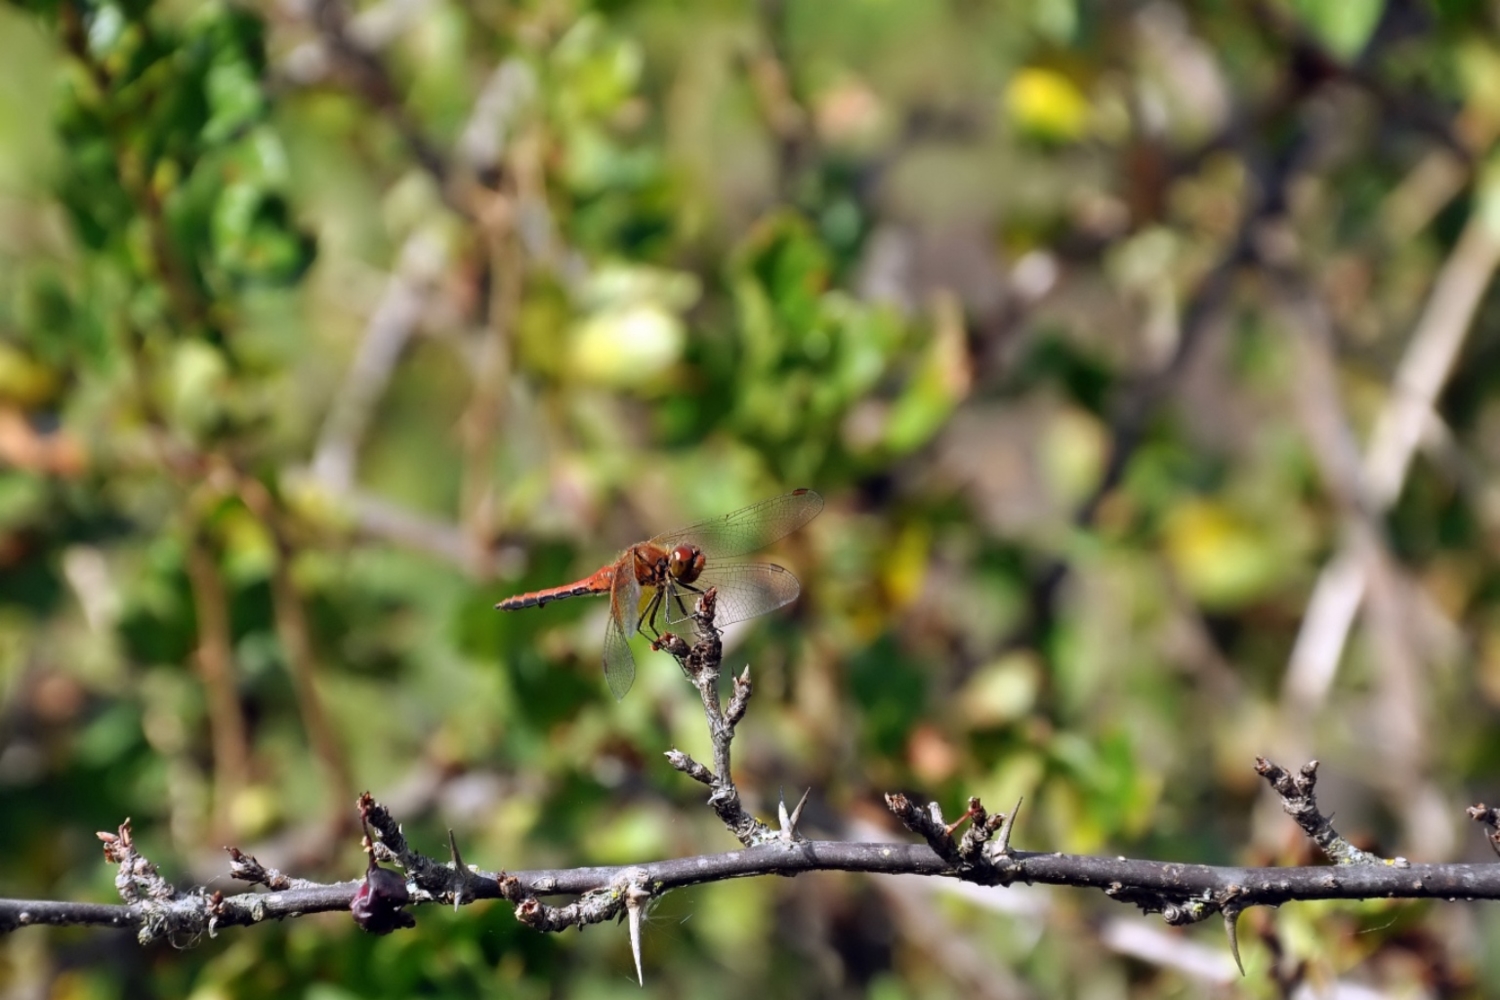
(3, 0, 1500, 995)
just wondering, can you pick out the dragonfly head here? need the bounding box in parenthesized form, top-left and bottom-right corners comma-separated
(667, 544, 706, 584)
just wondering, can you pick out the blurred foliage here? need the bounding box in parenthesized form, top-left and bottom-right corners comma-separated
(2, 0, 1500, 996)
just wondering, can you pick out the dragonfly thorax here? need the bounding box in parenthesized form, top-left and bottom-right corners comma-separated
(668, 544, 706, 584)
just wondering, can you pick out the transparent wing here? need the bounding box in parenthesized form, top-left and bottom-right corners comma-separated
(602, 571, 640, 700)
(650, 489, 823, 561)
(663, 561, 802, 626)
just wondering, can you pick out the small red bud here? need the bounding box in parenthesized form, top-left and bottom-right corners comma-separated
(351, 863, 415, 935)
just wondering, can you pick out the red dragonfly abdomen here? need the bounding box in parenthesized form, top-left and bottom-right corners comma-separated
(495, 566, 615, 611)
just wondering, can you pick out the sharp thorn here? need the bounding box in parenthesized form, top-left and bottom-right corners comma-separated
(448, 829, 466, 913)
(629, 904, 644, 986)
(787, 788, 811, 835)
(778, 787, 791, 835)
(625, 885, 650, 987)
(447, 829, 464, 867)
(1224, 908, 1245, 977)
(997, 796, 1024, 853)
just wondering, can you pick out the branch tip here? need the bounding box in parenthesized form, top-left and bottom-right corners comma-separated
(664, 747, 714, 785)
(224, 845, 296, 890)
(1256, 757, 1385, 865)
(1467, 804, 1500, 857)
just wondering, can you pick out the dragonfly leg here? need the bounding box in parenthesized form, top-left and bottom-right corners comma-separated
(636, 586, 665, 640)
(668, 579, 706, 621)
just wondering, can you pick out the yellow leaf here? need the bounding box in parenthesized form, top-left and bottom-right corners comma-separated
(1163, 500, 1279, 607)
(570, 302, 685, 388)
(1004, 67, 1089, 142)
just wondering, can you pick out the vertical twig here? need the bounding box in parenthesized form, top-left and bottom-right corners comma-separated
(457, 195, 518, 568)
(184, 539, 250, 842)
(311, 232, 447, 494)
(268, 543, 354, 826)
(662, 593, 778, 845)
(1271, 266, 1456, 854)
(1282, 211, 1500, 712)
(241, 482, 354, 827)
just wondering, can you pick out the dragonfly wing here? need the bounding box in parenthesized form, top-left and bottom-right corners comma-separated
(650, 489, 823, 560)
(602, 571, 640, 700)
(664, 561, 801, 627)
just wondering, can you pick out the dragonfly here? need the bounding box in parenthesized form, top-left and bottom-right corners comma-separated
(495, 489, 823, 700)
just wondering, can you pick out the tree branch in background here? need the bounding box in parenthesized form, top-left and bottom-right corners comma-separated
(289, 13, 551, 579)
(456, 100, 534, 565)
(338, 489, 495, 569)
(1017, 88, 1309, 649)
(185, 539, 251, 844)
(1282, 210, 1500, 714)
(1020, 217, 1250, 647)
(240, 480, 355, 833)
(265, 541, 354, 831)
(310, 232, 447, 496)
(297, 0, 454, 196)
(1270, 267, 1448, 854)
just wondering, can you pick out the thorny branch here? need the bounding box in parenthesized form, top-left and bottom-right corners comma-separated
(1253, 758, 1398, 867)
(660, 590, 783, 846)
(6, 782, 1500, 947)
(6, 592, 1500, 983)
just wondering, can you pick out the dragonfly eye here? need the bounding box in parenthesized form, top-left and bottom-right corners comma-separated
(669, 545, 705, 583)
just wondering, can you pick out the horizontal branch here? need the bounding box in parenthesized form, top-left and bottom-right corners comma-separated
(5, 839, 1499, 937)
(5, 589, 1497, 987)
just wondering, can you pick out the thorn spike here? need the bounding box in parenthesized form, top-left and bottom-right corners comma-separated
(788, 788, 811, 834)
(625, 884, 650, 987)
(996, 796, 1024, 853)
(447, 829, 467, 913)
(1224, 909, 1245, 977)
(629, 904, 644, 986)
(447, 829, 464, 866)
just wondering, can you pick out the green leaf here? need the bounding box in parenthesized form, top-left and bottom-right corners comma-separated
(1292, 0, 1384, 60)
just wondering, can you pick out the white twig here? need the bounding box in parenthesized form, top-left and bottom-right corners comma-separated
(457, 61, 537, 173)
(1098, 917, 1240, 983)
(1282, 211, 1500, 711)
(1363, 214, 1500, 506)
(311, 232, 447, 493)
